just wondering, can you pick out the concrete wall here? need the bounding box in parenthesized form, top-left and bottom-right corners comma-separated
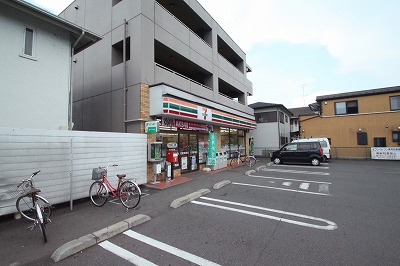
(0, 128, 147, 216)
(0, 3, 71, 130)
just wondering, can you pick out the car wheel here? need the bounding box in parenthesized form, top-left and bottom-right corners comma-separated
(273, 157, 281, 165)
(311, 158, 320, 166)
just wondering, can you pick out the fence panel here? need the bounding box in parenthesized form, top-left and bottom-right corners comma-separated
(0, 128, 146, 216)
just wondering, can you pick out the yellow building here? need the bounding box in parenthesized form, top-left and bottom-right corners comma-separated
(299, 86, 400, 159)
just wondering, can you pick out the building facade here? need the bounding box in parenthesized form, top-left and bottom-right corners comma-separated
(60, 0, 256, 181)
(0, 0, 99, 130)
(288, 107, 317, 141)
(299, 86, 400, 159)
(248, 102, 292, 156)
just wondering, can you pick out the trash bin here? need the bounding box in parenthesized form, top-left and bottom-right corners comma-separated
(218, 152, 223, 169)
(222, 152, 228, 167)
(210, 153, 219, 170)
(165, 161, 172, 181)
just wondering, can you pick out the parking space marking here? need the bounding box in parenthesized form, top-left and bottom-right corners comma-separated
(193, 197, 337, 230)
(262, 168, 330, 175)
(248, 174, 332, 184)
(99, 240, 157, 266)
(282, 182, 292, 186)
(232, 182, 330, 196)
(271, 164, 329, 169)
(123, 230, 221, 266)
(299, 183, 310, 190)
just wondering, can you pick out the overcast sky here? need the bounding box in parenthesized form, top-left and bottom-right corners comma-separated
(27, 0, 400, 108)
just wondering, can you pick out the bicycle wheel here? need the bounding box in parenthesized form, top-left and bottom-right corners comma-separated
(36, 204, 47, 243)
(16, 194, 52, 221)
(89, 181, 108, 207)
(119, 180, 141, 209)
(245, 156, 256, 167)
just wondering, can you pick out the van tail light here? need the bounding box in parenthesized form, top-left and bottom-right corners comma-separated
(320, 148, 323, 156)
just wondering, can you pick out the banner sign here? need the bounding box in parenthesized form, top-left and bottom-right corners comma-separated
(162, 117, 213, 132)
(207, 132, 217, 165)
(371, 147, 400, 160)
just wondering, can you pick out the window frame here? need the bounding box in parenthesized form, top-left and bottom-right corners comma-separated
(21, 26, 37, 60)
(389, 95, 400, 111)
(334, 100, 358, 115)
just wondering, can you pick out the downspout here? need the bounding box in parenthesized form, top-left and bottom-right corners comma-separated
(123, 19, 128, 133)
(69, 30, 85, 130)
(69, 30, 85, 211)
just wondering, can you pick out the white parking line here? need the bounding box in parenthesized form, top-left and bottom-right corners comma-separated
(262, 168, 330, 175)
(248, 174, 332, 184)
(282, 182, 292, 186)
(123, 230, 221, 266)
(193, 197, 337, 230)
(271, 164, 329, 169)
(99, 241, 157, 266)
(299, 183, 310, 190)
(232, 182, 330, 196)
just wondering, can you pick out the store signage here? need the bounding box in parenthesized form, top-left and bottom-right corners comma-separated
(145, 121, 159, 133)
(162, 117, 213, 132)
(198, 107, 212, 121)
(167, 142, 178, 149)
(207, 132, 217, 165)
(371, 147, 400, 160)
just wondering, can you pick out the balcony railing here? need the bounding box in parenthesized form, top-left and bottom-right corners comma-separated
(219, 92, 244, 105)
(156, 2, 211, 48)
(155, 63, 212, 91)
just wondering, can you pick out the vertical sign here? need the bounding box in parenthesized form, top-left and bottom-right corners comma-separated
(207, 132, 217, 165)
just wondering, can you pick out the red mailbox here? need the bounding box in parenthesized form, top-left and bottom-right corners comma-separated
(166, 150, 179, 163)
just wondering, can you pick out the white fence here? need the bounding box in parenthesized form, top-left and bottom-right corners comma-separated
(0, 128, 147, 216)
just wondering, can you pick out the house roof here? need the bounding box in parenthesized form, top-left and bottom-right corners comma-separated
(316, 86, 400, 102)
(249, 102, 293, 116)
(288, 107, 316, 118)
(1, 0, 101, 53)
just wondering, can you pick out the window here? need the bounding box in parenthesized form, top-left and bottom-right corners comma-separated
(22, 27, 36, 58)
(220, 128, 245, 157)
(390, 96, 400, 111)
(374, 137, 386, 147)
(357, 132, 368, 145)
(255, 111, 277, 123)
(284, 143, 297, 151)
(335, 100, 358, 115)
(285, 115, 288, 123)
(112, 37, 130, 66)
(279, 111, 284, 123)
(392, 131, 399, 143)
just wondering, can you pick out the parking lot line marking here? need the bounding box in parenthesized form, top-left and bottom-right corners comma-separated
(318, 184, 329, 194)
(299, 183, 310, 190)
(282, 182, 292, 186)
(124, 230, 221, 266)
(271, 164, 329, 169)
(99, 240, 157, 266)
(248, 174, 332, 184)
(262, 168, 330, 175)
(193, 198, 337, 230)
(232, 182, 330, 196)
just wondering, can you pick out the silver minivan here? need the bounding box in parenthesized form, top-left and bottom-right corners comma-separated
(292, 138, 331, 161)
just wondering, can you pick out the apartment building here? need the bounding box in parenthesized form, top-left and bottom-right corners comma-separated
(248, 102, 292, 156)
(299, 86, 400, 159)
(0, 0, 99, 130)
(60, 0, 256, 180)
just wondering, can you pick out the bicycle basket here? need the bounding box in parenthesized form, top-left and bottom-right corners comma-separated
(7, 182, 30, 199)
(92, 168, 107, 180)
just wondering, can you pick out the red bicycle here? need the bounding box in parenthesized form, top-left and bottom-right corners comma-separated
(89, 164, 141, 210)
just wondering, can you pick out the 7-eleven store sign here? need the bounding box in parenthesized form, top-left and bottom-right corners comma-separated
(162, 97, 256, 129)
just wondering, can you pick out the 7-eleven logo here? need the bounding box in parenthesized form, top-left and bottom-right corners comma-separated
(198, 107, 212, 121)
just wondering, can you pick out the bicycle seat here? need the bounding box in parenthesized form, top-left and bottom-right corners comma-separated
(117, 174, 126, 179)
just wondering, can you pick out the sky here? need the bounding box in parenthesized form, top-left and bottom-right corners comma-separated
(27, 0, 400, 108)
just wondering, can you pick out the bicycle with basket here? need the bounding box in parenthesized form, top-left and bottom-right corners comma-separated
(89, 164, 141, 210)
(8, 170, 52, 243)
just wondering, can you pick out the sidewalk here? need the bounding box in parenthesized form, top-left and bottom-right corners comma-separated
(0, 158, 270, 265)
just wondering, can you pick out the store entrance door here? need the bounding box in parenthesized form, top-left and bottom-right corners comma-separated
(179, 132, 198, 173)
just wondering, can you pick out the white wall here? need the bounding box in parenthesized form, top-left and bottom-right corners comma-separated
(0, 4, 71, 130)
(0, 128, 147, 216)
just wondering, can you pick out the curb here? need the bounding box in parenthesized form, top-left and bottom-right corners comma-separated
(51, 214, 151, 262)
(213, 180, 231, 189)
(170, 189, 211, 208)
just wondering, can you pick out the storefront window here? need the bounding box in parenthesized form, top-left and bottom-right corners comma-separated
(160, 132, 178, 157)
(198, 133, 208, 163)
(221, 128, 246, 158)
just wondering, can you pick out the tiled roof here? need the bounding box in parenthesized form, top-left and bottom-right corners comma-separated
(249, 102, 293, 116)
(288, 107, 316, 117)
